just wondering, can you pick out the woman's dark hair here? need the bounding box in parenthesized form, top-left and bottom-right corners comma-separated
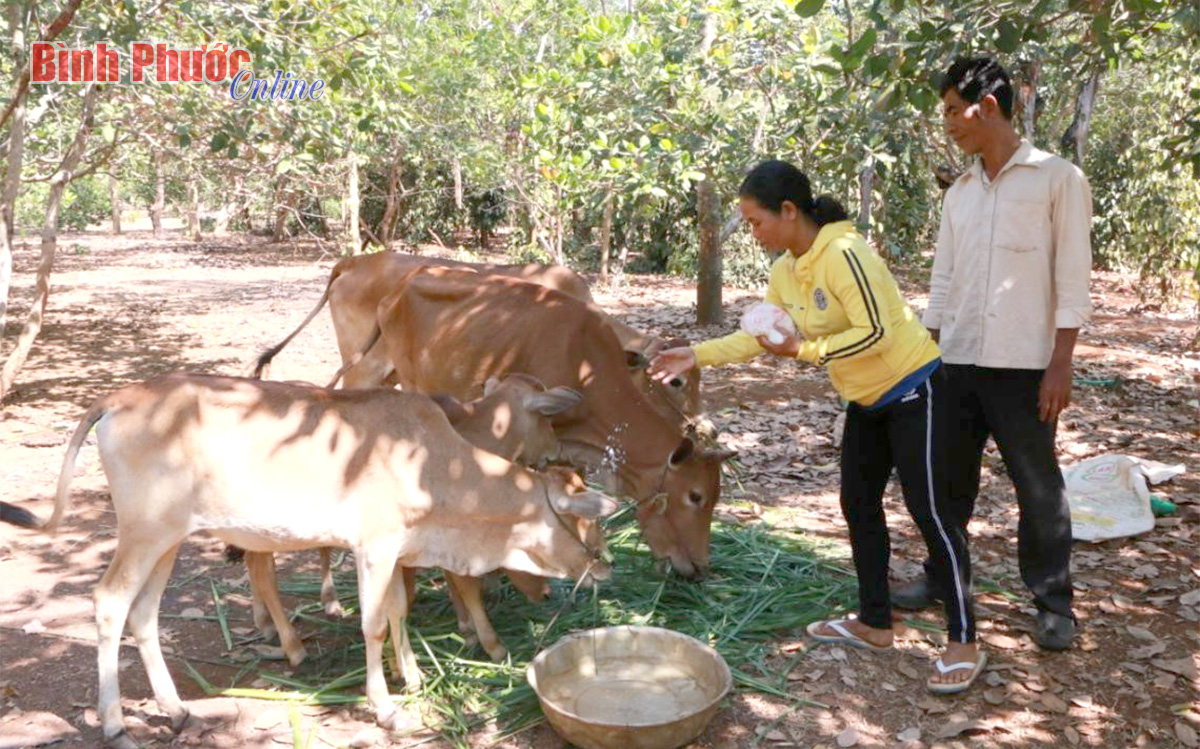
(738, 160, 848, 226)
(936, 57, 1014, 119)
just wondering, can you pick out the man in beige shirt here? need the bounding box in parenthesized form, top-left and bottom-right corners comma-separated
(892, 58, 1092, 651)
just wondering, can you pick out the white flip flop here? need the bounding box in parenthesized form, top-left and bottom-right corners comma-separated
(927, 650, 988, 695)
(805, 618, 892, 652)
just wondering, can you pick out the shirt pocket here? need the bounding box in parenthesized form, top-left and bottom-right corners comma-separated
(994, 199, 1049, 253)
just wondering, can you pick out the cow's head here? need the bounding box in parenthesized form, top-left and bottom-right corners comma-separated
(538, 466, 620, 585)
(635, 438, 736, 580)
(433, 374, 582, 467)
(625, 337, 702, 426)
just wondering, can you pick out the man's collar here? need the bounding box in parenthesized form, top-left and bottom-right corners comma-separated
(965, 140, 1039, 183)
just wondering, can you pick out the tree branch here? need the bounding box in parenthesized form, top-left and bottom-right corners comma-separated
(0, 0, 85, 132)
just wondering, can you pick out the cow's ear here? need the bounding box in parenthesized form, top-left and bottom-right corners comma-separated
(431, 394, 469, 424)
(555, 489, 621, 519)
(525, 386, 582, 416)
(668, 437, 695, 467)
(625, 350, 650, 370)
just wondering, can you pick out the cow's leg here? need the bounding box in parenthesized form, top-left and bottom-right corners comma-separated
(246, 552, 278, 643)
(245, 552, 307, 666)
(386, 566, 417, 681)
(126, 543, 189, 732)
(341, 351, 395, 391)
(447, 573, 506, 661)
(95, 537, 179, 749)
(444, 573, 479, 648)
(505, 569, 551, 603)
(356, 548, 410, 731)
(318, 547, 346, 616)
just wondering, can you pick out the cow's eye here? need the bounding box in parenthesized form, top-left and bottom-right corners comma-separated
(688, 491, 704, 506)
(668, 377, 684, 389)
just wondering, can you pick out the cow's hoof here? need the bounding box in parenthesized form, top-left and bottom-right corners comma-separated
(104, 728, 139, 749)
(376, 706, 401, 732)
(285, 645, 308, 667)
(485, 644, 507, 662)
(169, 707, 191, 734)
(324, 600, 346, 617)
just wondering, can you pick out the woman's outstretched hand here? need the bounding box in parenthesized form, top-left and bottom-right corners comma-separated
(648, 346, 697, 385)
(756, 334, 801, 358)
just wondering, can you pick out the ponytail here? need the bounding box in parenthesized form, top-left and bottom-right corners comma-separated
(739, 160, 849, 226)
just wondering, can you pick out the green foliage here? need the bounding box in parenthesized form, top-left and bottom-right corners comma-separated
(6, 0, 1196, 300)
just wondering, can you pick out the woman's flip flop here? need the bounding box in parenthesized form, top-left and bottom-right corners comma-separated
(805, 619, 892, 652)
(927, 651, 988, 695)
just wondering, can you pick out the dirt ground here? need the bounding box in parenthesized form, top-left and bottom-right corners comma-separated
(1, 229, 1197, 749)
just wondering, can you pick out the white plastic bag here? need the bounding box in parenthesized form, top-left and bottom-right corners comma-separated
(740, 302, 797, 345)
(1063, 454, 1185, 542)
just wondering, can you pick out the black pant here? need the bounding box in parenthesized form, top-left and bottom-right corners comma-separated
(841, 370, 975, 643)
(922, 364, 1074, 618)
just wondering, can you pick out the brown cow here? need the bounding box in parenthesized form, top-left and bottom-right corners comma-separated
(253, 252, 702, 423)
(335, 266, 734, 579)
(245, 373, 579, 665)
(43, 374, 618, 747)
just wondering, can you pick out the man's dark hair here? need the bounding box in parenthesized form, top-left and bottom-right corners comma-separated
(937, 57, 1014, 119)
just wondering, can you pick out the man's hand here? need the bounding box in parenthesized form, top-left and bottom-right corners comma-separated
(648, 346, 697, 385)
(1039, 359, 1073, 423)
(756, 334, 801, 358)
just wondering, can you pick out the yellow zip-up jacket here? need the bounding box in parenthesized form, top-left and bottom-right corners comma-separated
(692, 221, 940, 406)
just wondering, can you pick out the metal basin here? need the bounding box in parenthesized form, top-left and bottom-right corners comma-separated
(527, 626, 731, 749)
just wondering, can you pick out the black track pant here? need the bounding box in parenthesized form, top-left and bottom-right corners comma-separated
(841, 369, 975, 643)
(920, 365, 1074, 619)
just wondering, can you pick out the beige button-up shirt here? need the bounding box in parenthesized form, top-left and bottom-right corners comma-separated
(924, 141, 1093, 370)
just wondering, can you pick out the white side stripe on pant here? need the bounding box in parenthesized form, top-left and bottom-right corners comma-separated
(923, 378, 970, 641)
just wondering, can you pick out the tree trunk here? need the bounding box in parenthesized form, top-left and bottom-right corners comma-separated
(452, 157, 463, 211)
(151, 148, 165, 238)
(1018, 59, 1041, 142)
(378, 154, 402, 248)
(108, 166, 121, 234)
(272, 177, 289, 242)
(1061, 71, 1101, 166)
(186, 177, 200, 241)
(0, 73, 26, 343)
(696, 175, 722, 325)
(599, 182, 614, 285)
(857, 154, 875, 241)
(1, 82, 98, 404)
(346, 148, 360, 255)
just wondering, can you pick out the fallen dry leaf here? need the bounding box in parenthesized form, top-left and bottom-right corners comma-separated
(916, 697, 951, 714)
(1041, 694, 1070, 714)
(1177, 721, 1200, 748)
(1180, 589, 1200, 607)
(981, 633, 1021, 650)
(179, 607, 205, 619)
(934, 719, 990, 739)
(1127, 625, 1157, 641)
(1064, 726, 1081, 745)
(983, 687, 1007, 705)
(1152, 658, 1198, 681)
(896, 727, 920, 742)
(835, 727, 859, 747)
(20, 619, 46, 635)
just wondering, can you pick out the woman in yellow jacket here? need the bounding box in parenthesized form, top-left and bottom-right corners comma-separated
(650, 160, 984, 694)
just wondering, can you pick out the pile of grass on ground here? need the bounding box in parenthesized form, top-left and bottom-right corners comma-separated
(189, 508, 857, 745)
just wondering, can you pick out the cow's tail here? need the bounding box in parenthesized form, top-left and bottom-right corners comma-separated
(46, 398, 110, 534)
(324, 323, 383, 388)
(0, 502, 41, 529)
(254, 272, 340, 379)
